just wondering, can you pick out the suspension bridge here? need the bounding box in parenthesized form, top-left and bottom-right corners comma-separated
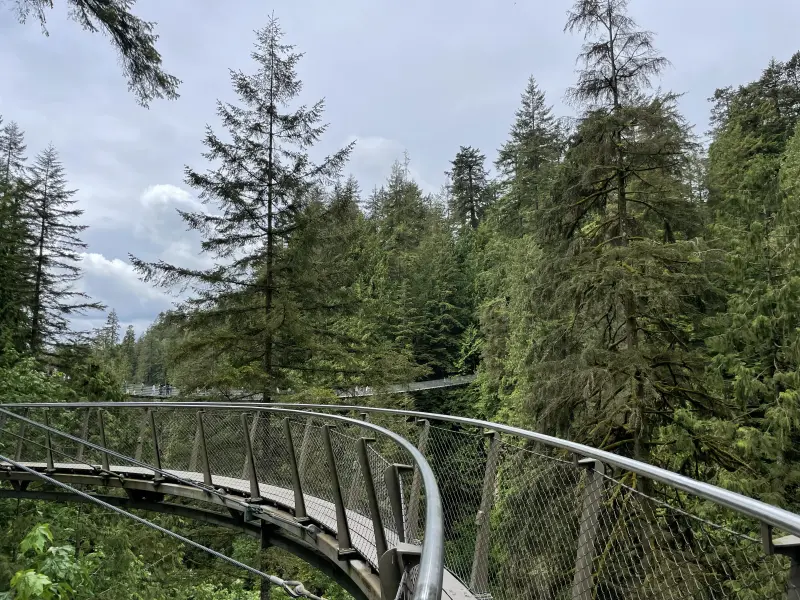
(0, 398, 799, 599)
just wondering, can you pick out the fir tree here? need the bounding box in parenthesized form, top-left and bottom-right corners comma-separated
(495, 76, 563, 226)
(27, 145, 102, 351)
(10, 0, 180, 106)
(0, 119, 33, 351)
(446, 146, 492, 229)
(131, 17, 354, 395)
(525, 0, 709, 463)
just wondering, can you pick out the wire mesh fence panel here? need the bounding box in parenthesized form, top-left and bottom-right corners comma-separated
(299, 421, 338, 529)
(423, 424, 487, 588)
(200, 410, 249, 486)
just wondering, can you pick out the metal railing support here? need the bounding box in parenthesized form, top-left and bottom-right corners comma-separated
(76, 408, 90, 462)
(297, 417, 313, 477)
(148, 408, 164, 483)
(43, 409, 55, 473)
(470, 430, 501, 594)
(407, 418, 430, 542)
(14, 408, 28, 461)
(196, 411, 212, 486)
(97, 409, 110, 473)
(282, 417, 307, 522)
(189, 415, 202, 472)
(322, 423, 355, 556)
(241, 413, 262, 479)
(135, 409, 147, 461)
(764, 526, 800, 600)
(357, 436, 387, 559)
(385, 463, 414, 543)
(241, 413, 262, 502)
(571, 458, 606, 600)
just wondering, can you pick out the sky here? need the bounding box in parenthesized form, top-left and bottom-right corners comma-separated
(1, 0, 799, 337)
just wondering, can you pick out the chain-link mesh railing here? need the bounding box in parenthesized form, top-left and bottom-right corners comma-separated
(262, 404, 800, 600)
(0, 404, 445, 600)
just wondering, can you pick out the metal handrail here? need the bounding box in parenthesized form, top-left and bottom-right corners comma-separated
(253, 403, 800, 539)
(0, 402, 445, 600)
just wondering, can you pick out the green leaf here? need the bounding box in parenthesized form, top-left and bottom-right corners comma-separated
(10, 569, 51, 600)
(19, 524, 53, 556)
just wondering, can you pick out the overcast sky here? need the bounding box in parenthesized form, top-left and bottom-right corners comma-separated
(1, 0, 798, 337)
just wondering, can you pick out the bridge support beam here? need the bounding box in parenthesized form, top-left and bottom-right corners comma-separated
(571, 458, 606, 600)
(470, 430, 501, 596)
(241, 413, 263, 502)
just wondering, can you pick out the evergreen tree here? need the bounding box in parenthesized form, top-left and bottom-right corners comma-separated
(446, 146, 492, 229)
(131, 17, 355, 396)
(0, 119, 33, 351)
(704, 54, 800, 506)
(121, 324, 137, 381)
(495, 76, 563, 230)
(10, 0, 180, 106)
(522, 0, 709, 462)
(27, 145, 102, 351)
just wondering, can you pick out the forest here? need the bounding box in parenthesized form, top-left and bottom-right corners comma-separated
(1, 0, 800, 598)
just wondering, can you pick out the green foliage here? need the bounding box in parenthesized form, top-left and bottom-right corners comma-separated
(0, 523, 95, 599)
(8, 0, 180, 107)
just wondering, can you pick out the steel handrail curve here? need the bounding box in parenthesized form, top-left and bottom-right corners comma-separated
(250, 402, 800, 539)
(0, 402, 445, 600)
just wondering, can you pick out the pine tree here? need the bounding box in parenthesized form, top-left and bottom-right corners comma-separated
(10, 0, 180, 106)
(446, 146, 492, 229)
(27, 145, 102, 351)
(131, 17, 354, 396)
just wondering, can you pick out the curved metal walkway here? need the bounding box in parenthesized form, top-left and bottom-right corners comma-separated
(1, 402, 800, 600)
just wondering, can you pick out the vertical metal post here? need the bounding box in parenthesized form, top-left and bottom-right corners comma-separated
(43, 409, 55, 472)
(241, 413, 262, 502)
(406, 419, 430, 542)
(766, 531, 800, 600)
(384, 463, 414, 543)
(283, 417, 307, 521)
(322, 424, 354, 553)
(571, 458, 606, 600)
(197, 411, 213, 486)
(14, 409, 28, 461)
(357, 437, 387, 559)
(76, 408, 90, 462)
(135, 409, 147, 461)
(97, 409, 110, 473)
(189, 415, 202, 472)
(260, 525, 272, 600)
(298, 418, 314, 477)
(242, 413, 261, 478)
(470, 431, 501, 594)
(148, 408, 164, 483)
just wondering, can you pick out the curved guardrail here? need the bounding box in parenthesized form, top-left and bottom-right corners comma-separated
(255, 403, 800, 600)
(3, 400, 800, 599)
(0, 403, 446, 600)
